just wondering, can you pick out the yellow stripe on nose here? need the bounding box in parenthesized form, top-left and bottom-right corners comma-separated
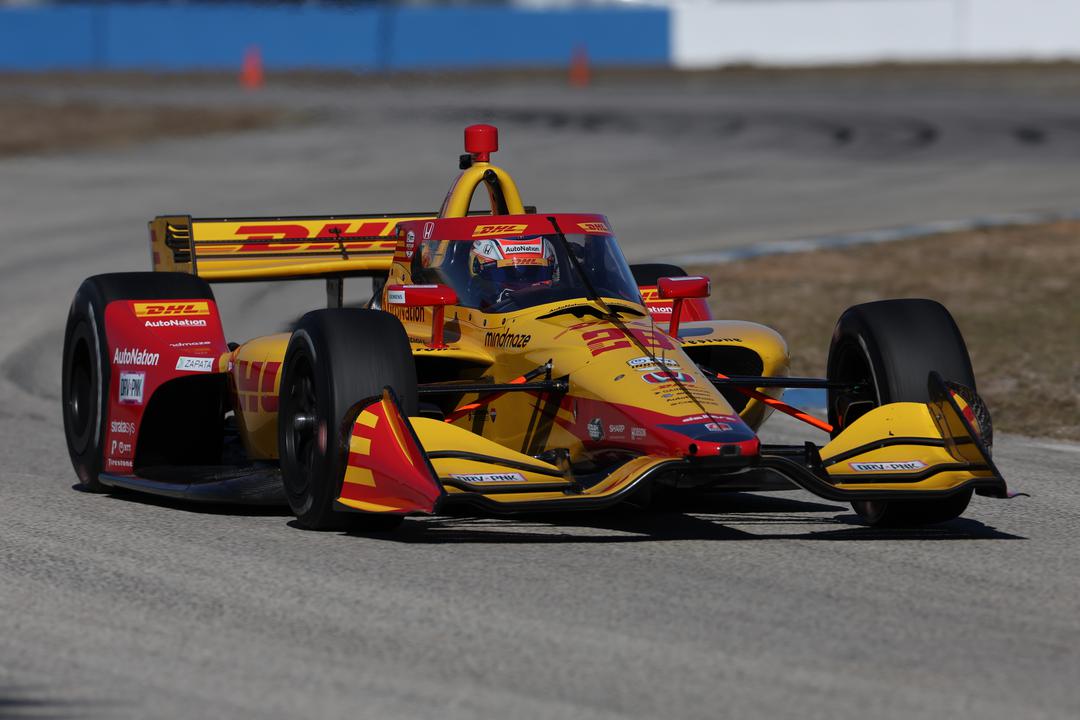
(350, 435, 372, 455)
(356, 410, 379, 429)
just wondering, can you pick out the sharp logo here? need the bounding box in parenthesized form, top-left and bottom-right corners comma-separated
(473, 224, 528, 237)
(133, 301, 210, 318)
(234, 360, 281, 413)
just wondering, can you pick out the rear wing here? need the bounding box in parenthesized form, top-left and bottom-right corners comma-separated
(149, 213, 433, 282)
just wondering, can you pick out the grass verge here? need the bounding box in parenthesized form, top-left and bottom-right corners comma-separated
(690, 221, 1080, 441)
(0, 97, 288, 157)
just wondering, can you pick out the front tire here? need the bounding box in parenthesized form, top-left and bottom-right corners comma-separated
(826, 299, 986, 527)
(278, 308, 417, 530)
(62, 272, 214, 491)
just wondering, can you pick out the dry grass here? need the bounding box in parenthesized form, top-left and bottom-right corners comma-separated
(690, 222, 1080, 440)
(0, 98, 288, 156)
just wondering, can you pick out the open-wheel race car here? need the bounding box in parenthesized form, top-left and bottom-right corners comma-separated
(62, 125, 1009, 530)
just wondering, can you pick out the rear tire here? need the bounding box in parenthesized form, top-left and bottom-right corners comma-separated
(826, 299, 985, 527)
(62, 273, 214, 491)
(278, 309, 417, 531)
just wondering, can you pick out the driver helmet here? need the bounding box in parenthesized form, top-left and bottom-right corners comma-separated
(469, 237, 556, 290)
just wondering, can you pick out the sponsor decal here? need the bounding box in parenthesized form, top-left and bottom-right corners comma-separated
(118, 372, 145, 404)
(582, 326, 674, 357)
(608, 423, 626, 435)
(389, 305, 426, 323)
(387, 290, 406, 304)
(234, 360, 281, 413)
(587, 418, 604, 442)
(578, 222, 609, 233)
(627, 356, 679, 370)
(105, 457, 133, 470)
(681, 337, 743, 345)
(423, 221, 435, 240)
(110, 420, 136, 435)
(484, 329, 531, 349)
(642, 371, 696, 385)
(451, 472, 526, 484)
(231, 220, 397, 241)
(403, 230, 417, 259)
(704, 422, 733, 432)
(113, 347, 159, 367)
(631, 427, 647, 440)
(500, 243, 543, 255)
(133, 301, 210, 318)
(110, 438, 133, 457)
(170, 341, 212, 348)
(145, 318, 207, 328)
(649, 306, 673, 314)
(849, 461, 927, 472)
(176, 356, 215, 373)
(472, 223, 529, 237)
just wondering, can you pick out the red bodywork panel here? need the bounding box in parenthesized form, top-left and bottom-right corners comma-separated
(339, 390, 444, 514)
(102, 299, 229, 475)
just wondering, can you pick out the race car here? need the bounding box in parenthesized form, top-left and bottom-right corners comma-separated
(61, 124, 1009, 530)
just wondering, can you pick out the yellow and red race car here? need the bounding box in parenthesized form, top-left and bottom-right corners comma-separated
(62, 125, 1008, 530)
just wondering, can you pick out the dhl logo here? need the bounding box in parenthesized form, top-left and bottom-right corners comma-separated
(472, 224, 529, 237)
(133, 301, 210, 317)
(234, 360, 281, 413)
(579, 222, 610, 233)
(199, 240, 396, 256)
(228, 221, 400, 241)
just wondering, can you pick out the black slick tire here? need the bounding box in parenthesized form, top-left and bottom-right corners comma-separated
(61, 272, 215, 491)
(825, 298, 985, 527)
(278, 308, 417, 531)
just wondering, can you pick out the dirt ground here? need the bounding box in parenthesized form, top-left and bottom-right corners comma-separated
(691, 221, 1080, 440)
(0, 97, 288, 156)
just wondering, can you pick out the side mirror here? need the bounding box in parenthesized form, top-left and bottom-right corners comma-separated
(656, 276, 710, 337)
(387, 284, 458, 349)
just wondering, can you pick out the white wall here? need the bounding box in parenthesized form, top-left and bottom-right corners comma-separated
(672, 0, 1080, 68)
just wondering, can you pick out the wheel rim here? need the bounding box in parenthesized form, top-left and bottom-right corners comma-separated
(830, 341, 878, 432)
(283, 356, 319, 497)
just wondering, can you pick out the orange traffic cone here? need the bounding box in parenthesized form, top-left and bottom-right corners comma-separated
(569, 45, 590, 88)
(241, 46, 264, 90)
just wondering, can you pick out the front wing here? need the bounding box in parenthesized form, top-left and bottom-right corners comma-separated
(335, 377, 1007, 517)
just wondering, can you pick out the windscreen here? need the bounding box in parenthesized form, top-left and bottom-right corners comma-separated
(410, 233, 642, 313)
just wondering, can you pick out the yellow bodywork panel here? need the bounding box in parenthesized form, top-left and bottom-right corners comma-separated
(820, 402, 994, 492)
(150, 214, 436, 282)
(229, 333, 291, 459)
(676, 320, 790, 430)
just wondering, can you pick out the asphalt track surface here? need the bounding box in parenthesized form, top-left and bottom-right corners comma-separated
(1, 74, 1079, 719)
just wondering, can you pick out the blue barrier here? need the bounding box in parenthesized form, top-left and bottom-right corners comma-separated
(0, 4, 669, 71)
